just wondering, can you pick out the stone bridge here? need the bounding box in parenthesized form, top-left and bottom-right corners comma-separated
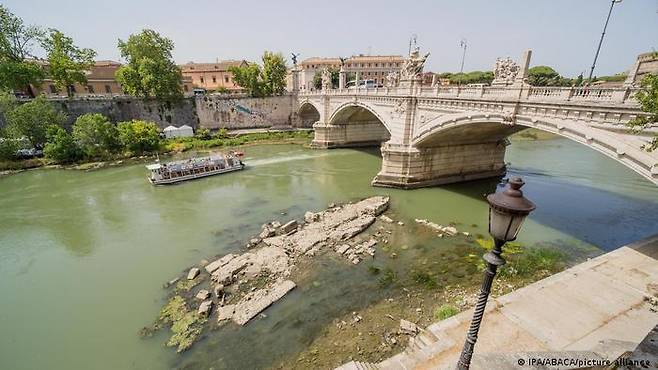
(294, 50, 658, 188)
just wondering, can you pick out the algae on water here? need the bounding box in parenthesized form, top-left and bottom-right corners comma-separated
(157, 295, 207, 353)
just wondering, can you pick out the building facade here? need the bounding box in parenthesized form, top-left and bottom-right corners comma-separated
(179, 60, 248, 91)
(297, 55, 404, 91)
(31, 60, 194, 97)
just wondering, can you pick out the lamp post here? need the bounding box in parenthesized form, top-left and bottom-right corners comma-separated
(588, 0, 623, 81)
(456, 177, 536, 370)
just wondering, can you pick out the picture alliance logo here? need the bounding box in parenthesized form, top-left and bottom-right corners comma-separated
(517, 358, 655, 368)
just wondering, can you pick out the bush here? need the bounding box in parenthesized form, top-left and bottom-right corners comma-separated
(434, 304, 459, 320)
(0, 136, 19, 160)
(44, 125, 81, 163)
(117, 120, 161, 154)
(5, 96, 66, 149)
(213, 128, 229, 139)
(72, 113, 119, 158)
(195, 128, 211, 140)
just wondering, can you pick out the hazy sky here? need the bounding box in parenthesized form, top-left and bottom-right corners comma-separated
(5, 0, 658, 77)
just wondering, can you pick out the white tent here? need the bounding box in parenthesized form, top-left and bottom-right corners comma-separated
(163, 125, 194, 139)
(178, 125, 194, 138)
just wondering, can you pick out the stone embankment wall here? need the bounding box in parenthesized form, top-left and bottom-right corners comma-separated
(196, 94, 299, 130)
(1, 94, 303, 131)
(50, 97, 199, 130)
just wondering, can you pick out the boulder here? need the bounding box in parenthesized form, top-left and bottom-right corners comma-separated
(232, 280, 296, 325)
(217, 304, 235, 322)
(205, 254, 236, 274)
(304, 211, 320, 223)
(443, 226, 458, 236)
(259, 227, 275, 239)
(198, 300, 213, 317)
(196, 289, 211, 300)
(380, 215, 394, 223)
(213, 284, 224, 298)
(399, 319, 419, 335)
(280, 220, 298, 234)
(187, 267, 200, 280)
(336, 244, 352, 255)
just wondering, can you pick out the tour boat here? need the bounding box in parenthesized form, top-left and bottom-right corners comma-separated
(146, 151, 244, 185)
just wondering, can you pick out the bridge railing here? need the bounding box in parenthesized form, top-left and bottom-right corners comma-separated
(297, 85, 639, 104)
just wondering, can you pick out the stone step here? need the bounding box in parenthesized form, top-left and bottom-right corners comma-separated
(335, 360, 379, 370)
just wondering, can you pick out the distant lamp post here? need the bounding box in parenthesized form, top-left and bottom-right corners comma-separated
(588, 0, 623, 81)
(456, 177, 536, 370)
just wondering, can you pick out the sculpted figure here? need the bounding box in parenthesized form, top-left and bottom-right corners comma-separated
(493, 57, 520, 84)
(401, 46, 430, 79)
(321, 68, 332, 90)
(386, 71, 399, 87)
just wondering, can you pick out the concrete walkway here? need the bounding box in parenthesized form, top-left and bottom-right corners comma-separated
(340, 235, 658, 370)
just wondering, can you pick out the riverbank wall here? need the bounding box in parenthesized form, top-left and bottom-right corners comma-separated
(1, 94, 302, 131)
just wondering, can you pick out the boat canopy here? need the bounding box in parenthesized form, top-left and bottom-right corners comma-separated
(146, 164, 162, 170)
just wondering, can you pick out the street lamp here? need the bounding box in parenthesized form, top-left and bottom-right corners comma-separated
(588, 0, 623, 82)
(456, 177, 536, 370)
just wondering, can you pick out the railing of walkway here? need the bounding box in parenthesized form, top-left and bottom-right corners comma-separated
(298, 85, 639, 104)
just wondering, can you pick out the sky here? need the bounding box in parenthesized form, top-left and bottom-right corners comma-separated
(5, 0, 658, 77)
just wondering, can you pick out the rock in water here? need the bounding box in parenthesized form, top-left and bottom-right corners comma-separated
(198, 300, 213, 317)
(280, 220, 298, 234)
(216, 304, 236, 322)
(204, 254, 236, 274)
(195, 289, 210, 300)
(380, 215, 394, 223)
(232, 280, 297, 325)
(187, 267, 200, 280)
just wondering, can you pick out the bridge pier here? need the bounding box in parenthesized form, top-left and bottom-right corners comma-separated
(372, 141, 508, 189)
(311, 121, 391, 148)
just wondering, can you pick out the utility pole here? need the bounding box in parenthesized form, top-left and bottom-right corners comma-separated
(588, 0, 623, 81)
(459, 39, 468, 73)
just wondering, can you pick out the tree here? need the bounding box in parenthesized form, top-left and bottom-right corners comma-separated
(117, 120, 160, 154)
(527, 66, 571, 87)
(115, 29, 183, 102)
(41, 29, 96, 97)
(72, 113, 119, 158)
(5, 96, 66, 149)
(229, 51, 288, 97)
(0, 5, 45, 94)
(229, 63, 263, 97)
(627, 73, 658, 152)
(261, 51, 287, 96)
(44, 125, 80, 163)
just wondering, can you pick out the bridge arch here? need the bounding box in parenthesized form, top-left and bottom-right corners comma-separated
(297, 100, 321, 128)
(412, 112, 657, 184)
(312, 101, 391, 148)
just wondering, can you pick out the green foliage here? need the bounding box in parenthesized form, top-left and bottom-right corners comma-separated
(261, 51, 288, 96)
(43, 125, 80, 163)
(0, 5, 45, 93)
(230, 51, 288, 97)
(195, 127, 211, 140)
(434, 304, 459, 320)
(313, 67, 340, 90)
(475, 238, 524, 254)
(5, 96, 66, 148)
(229, 63, 264, 97)
(410, 269, 437, 289)
(439, 71, 494, 85)
(627, 73, 658, 151)
(214, 127, 229, 139)
(162, 130, 312, 153)
(527, 66, 571, 87)
(115, 29, 183, 102)
(213, 86, 229, 94)
(367, 265, 381, 275)
(504, 248, 565, 277)
(41, 29, 96, 96)
(72, 113, 119, 158)
(117, 119, 160, 154)
(0, 89, 16, 113)
(377, 268, 396, 287)
(157, 295, 206, 353)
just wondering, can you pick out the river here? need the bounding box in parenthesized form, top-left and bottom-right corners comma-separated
(1, 136, 657, 370)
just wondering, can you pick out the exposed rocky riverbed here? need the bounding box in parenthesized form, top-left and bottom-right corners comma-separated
(144, 196, 392, 352)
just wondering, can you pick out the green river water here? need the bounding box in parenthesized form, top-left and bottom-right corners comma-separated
(1, 137, 657, 370)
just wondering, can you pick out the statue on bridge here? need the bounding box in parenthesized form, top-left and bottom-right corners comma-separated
(321, 68, 332, 90)
(386, 71, 400, 87)
(401, 46, 430, 80)
(291, 52, 300, 66)
(492, 57, 520, 85)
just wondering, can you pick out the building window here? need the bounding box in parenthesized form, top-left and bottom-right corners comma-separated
(105, 85, 111, 93)
(49, 85, 57, 94)
(225, 76, 229, 83)
(212, 76, 216, 83)
(87, 85, 94, 94)
(184, 85, 188, 92)
(200, 77, 204, 83)
(69, 85, 76, 93)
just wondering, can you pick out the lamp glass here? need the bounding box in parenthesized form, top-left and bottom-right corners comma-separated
(488, 207, 527, 242)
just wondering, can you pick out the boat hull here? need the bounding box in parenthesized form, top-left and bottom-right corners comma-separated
(148, 164, 244, 185)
